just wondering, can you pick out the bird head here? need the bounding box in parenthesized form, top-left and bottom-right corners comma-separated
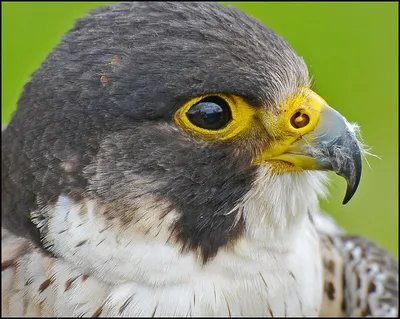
(2, 2, 362, 263)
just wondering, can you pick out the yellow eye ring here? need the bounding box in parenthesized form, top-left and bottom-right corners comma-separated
(174, 93, 258, 141)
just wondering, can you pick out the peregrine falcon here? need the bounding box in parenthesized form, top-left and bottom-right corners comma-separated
(1, 2, 398, 317)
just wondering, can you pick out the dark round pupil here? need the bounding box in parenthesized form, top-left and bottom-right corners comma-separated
(186, 96, 231, 130)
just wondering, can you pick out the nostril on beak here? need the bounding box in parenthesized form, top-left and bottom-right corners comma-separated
(290, 112, 310, 129)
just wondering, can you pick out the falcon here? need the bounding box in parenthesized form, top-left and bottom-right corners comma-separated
(1, 2, 398, 317)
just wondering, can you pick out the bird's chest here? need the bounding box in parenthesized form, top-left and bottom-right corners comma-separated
(185, 234, 324, 317)
(90, 238, 323, 317)
(3, 228, 323, 317)
(13, 197, 324, 317)
(85, 238, 322, 316)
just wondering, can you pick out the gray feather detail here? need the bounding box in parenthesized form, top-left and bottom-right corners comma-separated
(315, 213, 398, 317)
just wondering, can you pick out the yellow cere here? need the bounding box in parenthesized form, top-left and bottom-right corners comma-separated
(254, 88, 326, 165)
(174, 93, 260, 141)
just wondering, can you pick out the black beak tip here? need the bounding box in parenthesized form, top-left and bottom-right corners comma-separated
(341, 151, 362, 205)
(342, 184, 358, 205)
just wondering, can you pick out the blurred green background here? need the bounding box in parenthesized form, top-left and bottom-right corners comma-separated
(2, 2, 398, 257)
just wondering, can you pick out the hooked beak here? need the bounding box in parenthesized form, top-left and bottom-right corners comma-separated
(255, 88, 362, 204)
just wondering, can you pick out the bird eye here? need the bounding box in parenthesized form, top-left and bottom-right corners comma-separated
(174, 93, 257, 141)
(186, 96, 232, 130)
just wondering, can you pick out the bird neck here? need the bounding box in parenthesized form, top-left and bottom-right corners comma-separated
(239, 168, 329, 245)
